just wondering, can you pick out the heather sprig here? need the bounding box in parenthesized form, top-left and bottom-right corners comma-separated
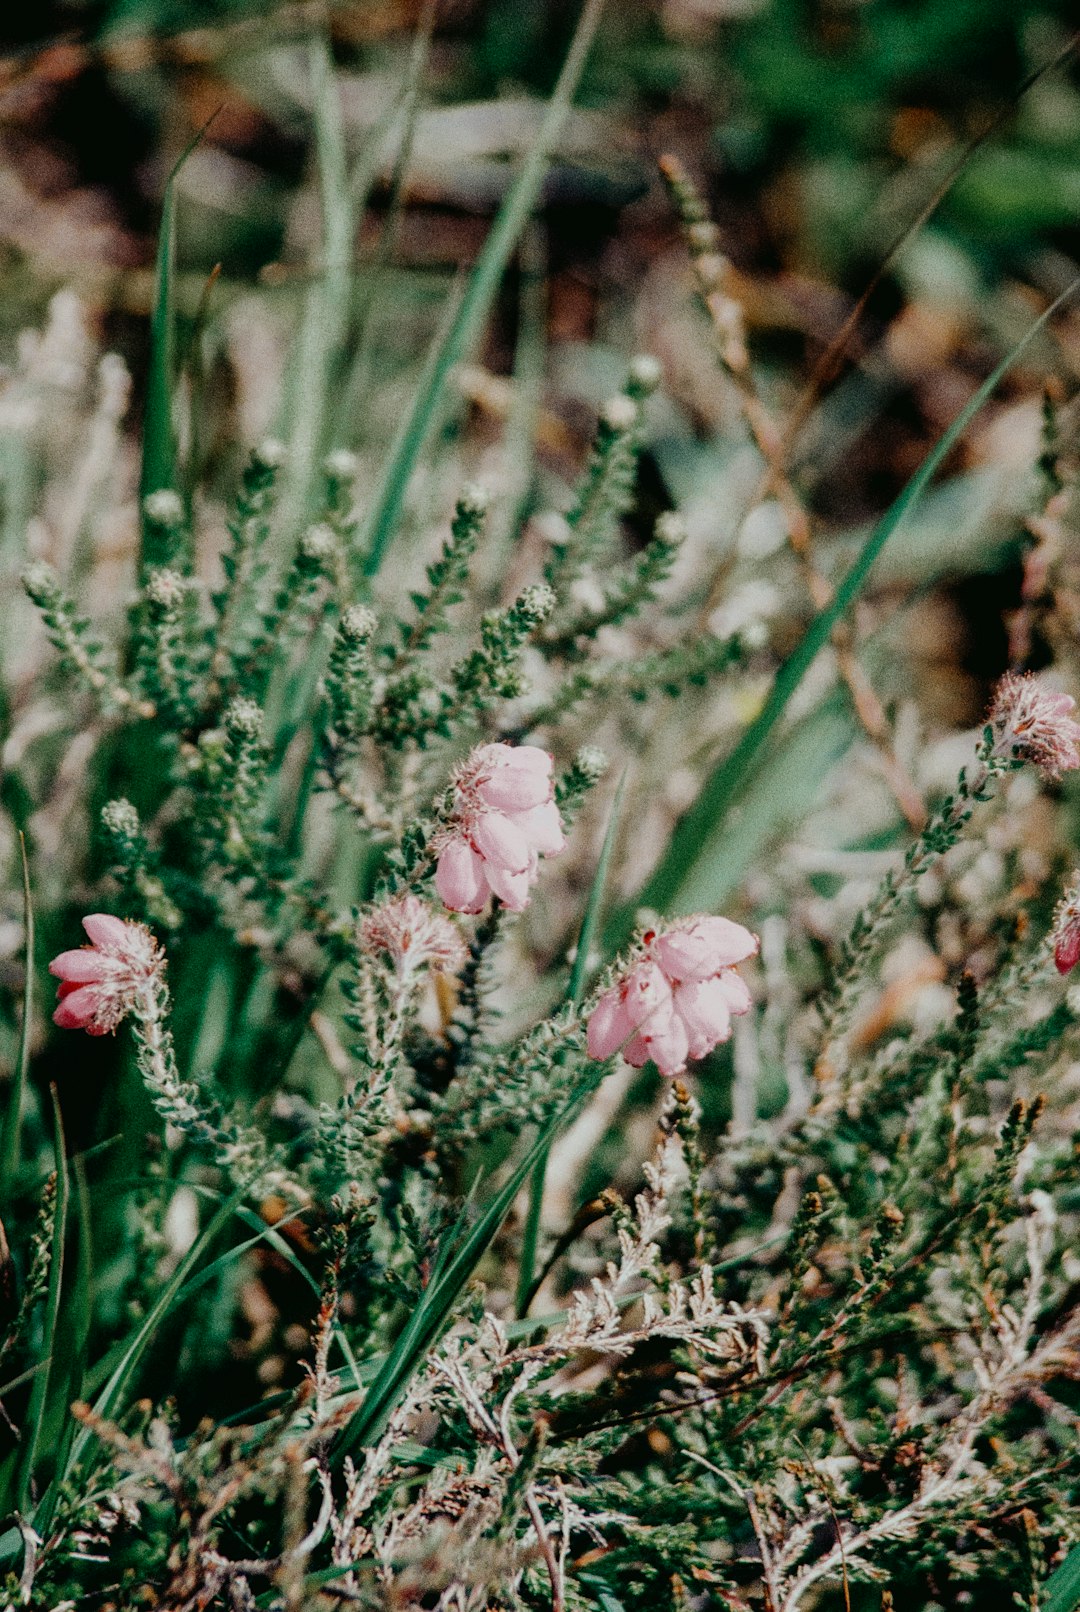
(389, 482, 489, 664)
(541, 510, 684, 659)
(375, 580, 556, 748)
(23, 560, 153, 717)
(818, 728, 1014, 1047)
(544, 357, 661, 596)
(137, 567, 197, 725)
(100, 798, 183, 930)
(208, 438, 287, 693)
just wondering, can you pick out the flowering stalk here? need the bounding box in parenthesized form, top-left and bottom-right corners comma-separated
(820, 674, 1080, 1044)
(818, 737, 1009, 1042)
(389, 483, 488, 665)
(141, 488, 188, 573)
(234, 522, 338, 701)
(323, 897, 466, 1173)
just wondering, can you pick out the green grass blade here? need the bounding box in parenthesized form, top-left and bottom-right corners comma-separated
(621, 276, 1080, 933)
(61, 1187, 244, 1489)
(1, 833, 32, 1184)
(337, 1069, 603, 1457)
(346, 0, 435, 419)
(1044, 1545, 1080, 1612)
(361, 0, 607, 576)
(140, 118, 216, 571)
(517, 771, 627, 1315)
(278, 35, 354, 534)
(17, 1089, 68, 1512)
(33, 1153, 93, 1534)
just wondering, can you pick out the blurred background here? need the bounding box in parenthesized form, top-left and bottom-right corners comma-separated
(2, 0, 1080, 695)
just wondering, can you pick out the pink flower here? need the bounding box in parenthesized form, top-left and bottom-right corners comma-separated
(50, 914, 163, 1036)
(1052, 877, 1080, 975)
(586, 914, 758, 1078)
(989, 673, 1080, 780)
(434, 742, 566, 914)
(359, 894, 467, 980)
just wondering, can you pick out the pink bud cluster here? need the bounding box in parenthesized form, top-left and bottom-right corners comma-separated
(50, 914, 163, 1036)
(586, 914, 758, 1078)
(360, 893, 467, 980)
(989, 673, 1080, 781)
(435, 742, 565, 914)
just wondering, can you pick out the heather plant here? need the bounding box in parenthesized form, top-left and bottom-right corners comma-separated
(3, 15, 1080, 1612)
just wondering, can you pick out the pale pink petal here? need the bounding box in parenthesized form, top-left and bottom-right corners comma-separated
(653, 929, 716, 983)
(471, 811, 531, 873)
(435, 838, 489, 914)
(510, 799, 565, 858)
(82, 913, 130, 949)
(714, 969, 753, 1016)
(639, 1008, 690, 1078)
(622, 1033, 653, 1068)
(621, 962, 673, 1029)
(477, 747, 553, 812)
(482, 859, 533, 911)
(688, 916, 758, 967)
(586, 987, 634, 1059)
(53, 984, 103, 1030)
(674, 977, 733, 1060)
(49, 949, 108, 983)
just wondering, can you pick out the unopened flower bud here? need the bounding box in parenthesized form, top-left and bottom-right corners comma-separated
(101, 798, 141, 841)
(339, 604, 378, 643)
(988, 672, 1080, 781)
(145, 568, 186, 611)
(627, 354, 663, 397)
(224, 696, 263, 740)
(575, 745, 609, 783)
(1053, 876, 1080, 975)
(253, 437, 287, 472)
(654, 512, 685, 547)
(600, 394, 639, 433)
(324, 448, 358, 482)
(143, 489, 185, 528)
(457, 482, 489, 517)
(360, 893, 467, 980)
(298, 523, 337, 570)
(21, 560, 61, 603)
(687, 220, 720, 255)
(516, 582, 556, 624)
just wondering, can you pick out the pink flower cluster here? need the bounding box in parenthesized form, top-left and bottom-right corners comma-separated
(989, 673, 1080, 781)
(587, 915, 758, 1078)
(50, 914, 163, 1036)
(435, 742, 565, 914)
